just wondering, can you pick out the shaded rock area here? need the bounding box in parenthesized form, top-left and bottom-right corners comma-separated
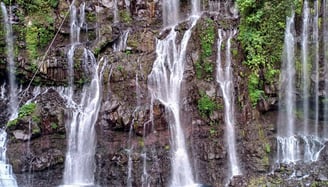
(0, 0, 328, 187)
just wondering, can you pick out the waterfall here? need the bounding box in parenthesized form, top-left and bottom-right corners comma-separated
(313, 0, 319, 137)
(192, 0, 201, 15)
(277, 12, 298, 163)
(277, 2, 326, 164)
(62, 2, 107, 185)
(162, 0, 179, 26)
(216, 29, 241, 177)
(324, 0, 328, 139)
(0, 129, 18, 187)
(1, 2, 18, 120)
(113, 0, 119, 23)
(62, 50, 107, 185)
(113, 29, 130, 52)
(148, 14, 199, 187)
(0, 83, 6, 100)
(302, 0, 310, 135)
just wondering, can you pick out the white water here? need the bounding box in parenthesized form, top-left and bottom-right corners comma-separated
(62, 3, 107, 185)
(216, 29, 241, 177)
(0, 129, 18, 187)
(1, 3, 18, 120)
(0, 83, 6, 100)
(277, 12, 298, 163)
(312, 0, 319, 138)
(277, 3, 326, 164)
(192, 0, 201, 15)
(113, 0, 119, 23)
(126, 109, 136, 187)
(162, 0, 179, 26)
(113, 29, 130, 52)
(148, 15, 199, 186)
(62, 50, 107, 185)
(324, 0, 328, 139)
(301, 0, 310, 135)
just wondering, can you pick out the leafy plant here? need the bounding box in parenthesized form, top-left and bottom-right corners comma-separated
(18, 103, 37, 118)
(50, 122, 58, 130)
(200, 18, 215, 58)
(237, 0, 298, 106)
(120, 10, 132, 23)
(198, 92, 216, 117)
(248, 73, 264, 106)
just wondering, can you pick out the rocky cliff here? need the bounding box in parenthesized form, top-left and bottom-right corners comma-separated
(1, 0, 328, 186)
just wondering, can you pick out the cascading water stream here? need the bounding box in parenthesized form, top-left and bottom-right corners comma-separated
(148, 14, 200, 187)
(0, 84, 6, 100)
(216, 29, 241, 178)
(277, 12, 298, 164)
(62, 50, 107, 185)
(1, 2, 18, 120)
(302, 0, 310, 135)
(113, 29, 130, 52)
(0, 129, 18, 187)
(313, 0, 319, 137)
(162, 0, 179, 26)
(113, 0, 119, 23)
(192, 0, 201, 15)
(324, 0, 328, 139)
(277, 2, 326, 164)
(61, 2, 107, 185)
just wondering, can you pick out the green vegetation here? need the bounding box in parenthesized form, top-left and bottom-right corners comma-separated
(6, 119, 18, 128)
(18, 103, 37, 118)
(50, 122, 58, 130)
(197, 91, 216, 117)
(200, 19, 216, 58)
(264, 143, 271, 153)
(196, 18, 216, 80)
(237, 0, 299, 106)
(311, 181, 328, 187)
(7, 103, 38, 128)
(4, 0, 58, 62)
(248, 73, 264, 106)
(120, 10, 132, 23)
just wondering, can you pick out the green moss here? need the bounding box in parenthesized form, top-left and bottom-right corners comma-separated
(6, 119, 18, 128)
(138, 138, 144, 148)
(32, 115, 41, 124)
(120, 10, 132, 23)
(86, 12, 97, 22)
(264, 143, 271, 153)
(195, 61, 203, 79)
(311, 181, 328, 187)
(50, 122, 58, 130)
(32, 126, 41, 134)
(248, 176, 267, 187)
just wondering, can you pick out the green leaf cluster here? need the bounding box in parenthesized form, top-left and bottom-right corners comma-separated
(197, 92, 216, 117)
(18, 103, 37, 118)
(237, 0, 297, 106)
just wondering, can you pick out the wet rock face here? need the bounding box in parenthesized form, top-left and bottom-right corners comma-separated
(2, 0, 328, 187)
